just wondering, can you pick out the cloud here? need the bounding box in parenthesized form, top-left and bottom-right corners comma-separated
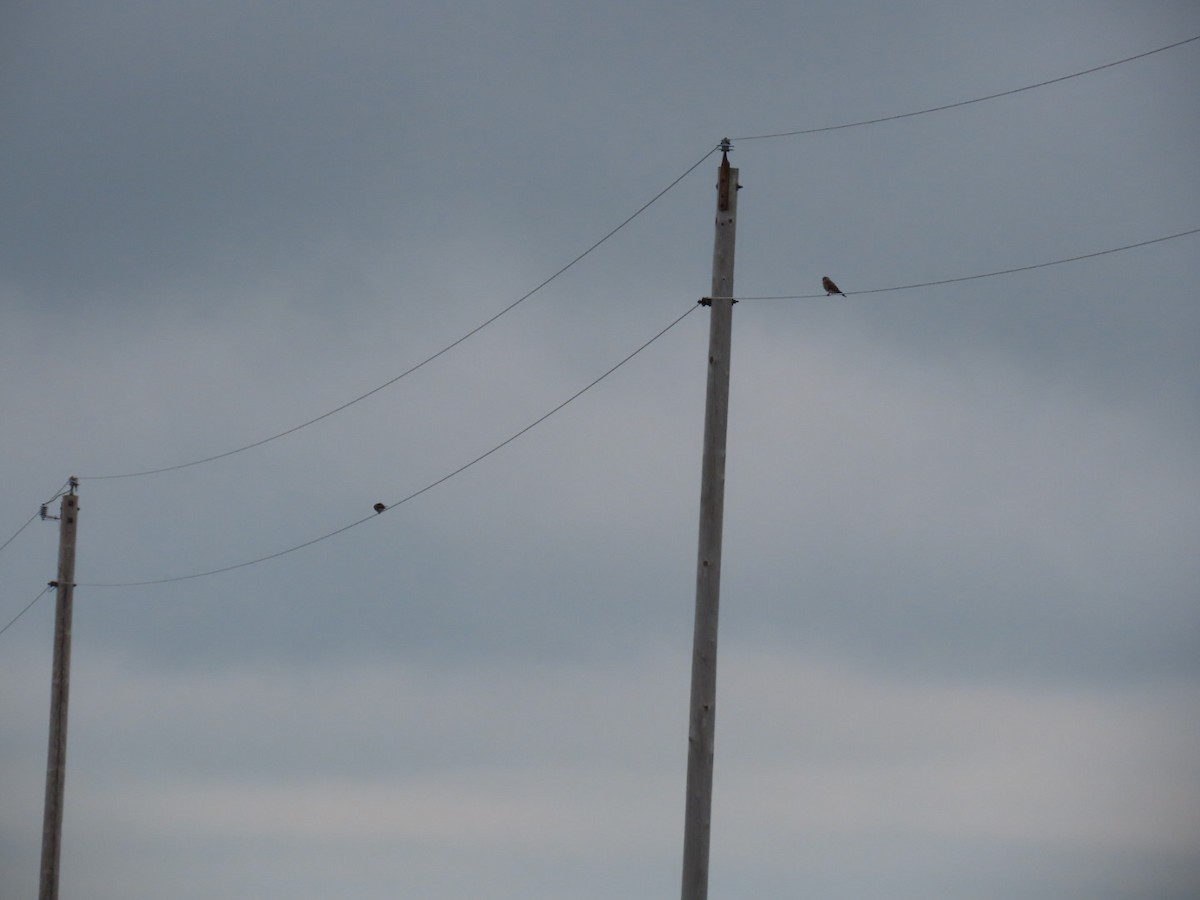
(6, 645, 1197, 898)
(2, 3, 1198, 898)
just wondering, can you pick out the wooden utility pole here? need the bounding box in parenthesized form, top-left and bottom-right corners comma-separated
(681, 140, 738, 900)
(39, 478, 79, 900)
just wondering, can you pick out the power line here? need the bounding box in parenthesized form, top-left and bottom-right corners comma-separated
(80, 146, 721, 482)
(0, 480, 73, 562)
(0, 584, 54, 638)
(0, 511, 41, 557)
(734, 34, 1200, 141)
(78, 302, 701, 588)
(54, 224, 1200, 587)
(734, 227, 1200, 300)
(65, 46, 1196, 484)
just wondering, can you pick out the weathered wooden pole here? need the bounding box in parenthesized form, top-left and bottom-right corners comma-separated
(39, 478, 79, 900)
(681, 140, 738, 900)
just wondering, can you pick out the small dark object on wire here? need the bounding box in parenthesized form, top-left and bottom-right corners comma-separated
(822, 276, 845, 296)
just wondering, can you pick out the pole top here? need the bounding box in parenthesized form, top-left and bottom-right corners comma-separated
(719, 137, 732, 154)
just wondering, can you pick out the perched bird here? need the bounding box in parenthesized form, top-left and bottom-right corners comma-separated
(373, 502, 386, 514)
(822, 276, 845, 296)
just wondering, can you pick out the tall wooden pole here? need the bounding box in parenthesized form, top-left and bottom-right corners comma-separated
(40, 479, 79, 900)
(681, 141, 738, 900)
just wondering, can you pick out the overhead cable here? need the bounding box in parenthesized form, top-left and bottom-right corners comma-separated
(0, 511, 41, 558)
(735, 227, 1200, 300)
(80, 146, 722, 482)
(78, 303, 701, 587)
(0, 480, 73, 562)
(734, 34, 1200, 141)
(0, 584, 54, 638)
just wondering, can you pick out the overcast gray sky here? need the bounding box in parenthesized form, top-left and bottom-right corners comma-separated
(3, 2, 1199, 898)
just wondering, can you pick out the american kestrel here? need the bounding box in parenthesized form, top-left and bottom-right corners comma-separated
(822, 276, 845, 296)
(373, 502, 386, 514)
